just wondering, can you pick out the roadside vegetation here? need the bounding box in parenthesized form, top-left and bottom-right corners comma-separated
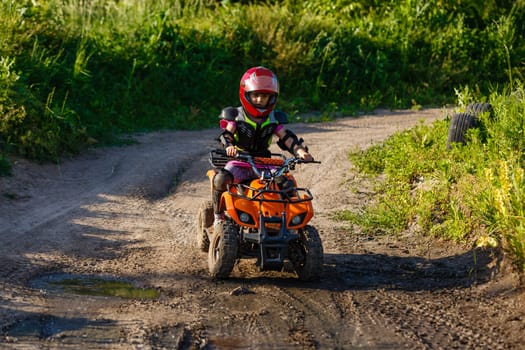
(0, 0, 523, 166)
(1, 1, 525, 268)
(344, 83, 525, 270)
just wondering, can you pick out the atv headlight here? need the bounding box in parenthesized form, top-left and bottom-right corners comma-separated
(290, 213, 306, 226)
(237, 210, 255, 224)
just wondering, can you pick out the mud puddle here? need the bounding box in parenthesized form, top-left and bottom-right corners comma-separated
(30, 273, 160, 299)
(1, 273, 163, 348)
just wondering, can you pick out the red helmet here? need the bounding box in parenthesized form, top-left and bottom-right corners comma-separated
(239, 66, 279, 118)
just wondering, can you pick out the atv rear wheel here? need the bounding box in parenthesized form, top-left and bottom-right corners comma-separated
(196, 200, 213, 252)
(208, 221, 238, 279)
(290, 225, 324, 281)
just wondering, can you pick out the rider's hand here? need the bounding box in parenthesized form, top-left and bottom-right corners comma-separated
(296, 148, 314, 162)
(225, 145, 238, 157)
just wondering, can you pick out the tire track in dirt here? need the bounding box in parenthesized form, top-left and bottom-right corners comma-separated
(359, 289, 507, 349)
(269, 286, 390, 348)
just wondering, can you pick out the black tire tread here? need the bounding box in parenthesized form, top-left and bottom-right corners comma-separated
(208, 222, 238, 279)
(466, 102, 493, 118)
(292, 225, 324, 281)
(196, 200, 213, 252)
(446, 112, 477, 149)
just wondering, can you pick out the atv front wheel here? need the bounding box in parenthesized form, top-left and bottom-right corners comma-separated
(196, 200, 213, 252)
(290, 225, 324, 281)
(208, 221, 238, 279)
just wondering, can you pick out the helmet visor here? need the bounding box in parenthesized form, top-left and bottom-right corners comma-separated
(243, 73, 279, 94)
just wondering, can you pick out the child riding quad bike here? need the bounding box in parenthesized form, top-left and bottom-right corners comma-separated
(196, 149, 324, 281)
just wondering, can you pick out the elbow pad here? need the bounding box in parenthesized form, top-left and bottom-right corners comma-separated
(217, 130, 235, 148)
(277, 129, 308, 156)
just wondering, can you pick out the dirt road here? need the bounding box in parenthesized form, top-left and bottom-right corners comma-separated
(1, 109, 524, 349)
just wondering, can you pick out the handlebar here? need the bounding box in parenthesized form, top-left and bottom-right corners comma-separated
(211, 149, 320, 179)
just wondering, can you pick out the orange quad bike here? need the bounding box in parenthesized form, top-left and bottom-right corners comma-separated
(196, 149, 323, 281)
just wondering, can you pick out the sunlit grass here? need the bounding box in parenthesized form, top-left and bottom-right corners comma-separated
(0, 0, 523, 173)
(345, 82, 525, 270)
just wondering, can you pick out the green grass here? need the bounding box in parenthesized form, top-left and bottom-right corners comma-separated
(345, 81, 525, 270)
(1, 0, 524, 171)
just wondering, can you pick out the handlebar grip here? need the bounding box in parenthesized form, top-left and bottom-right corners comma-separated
(297, 159, 321, 164)
(213, 148, 251, 161)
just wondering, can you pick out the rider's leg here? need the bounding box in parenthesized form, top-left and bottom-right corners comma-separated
(212, 169, 233, 220)
(213, 164, 256, 223)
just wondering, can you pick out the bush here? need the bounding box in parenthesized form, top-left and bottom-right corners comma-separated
(0, 0, 524, 163)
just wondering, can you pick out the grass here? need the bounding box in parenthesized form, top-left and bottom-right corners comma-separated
(0, 0, 523, 170)
(344, 81, 525, 270)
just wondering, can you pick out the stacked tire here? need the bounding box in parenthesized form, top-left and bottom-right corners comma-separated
(446, 102, 492, 150)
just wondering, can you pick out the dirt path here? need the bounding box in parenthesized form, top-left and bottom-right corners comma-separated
(1, 108, 524, 349)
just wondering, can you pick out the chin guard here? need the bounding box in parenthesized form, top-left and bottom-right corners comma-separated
(277, 129, 308, 156)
